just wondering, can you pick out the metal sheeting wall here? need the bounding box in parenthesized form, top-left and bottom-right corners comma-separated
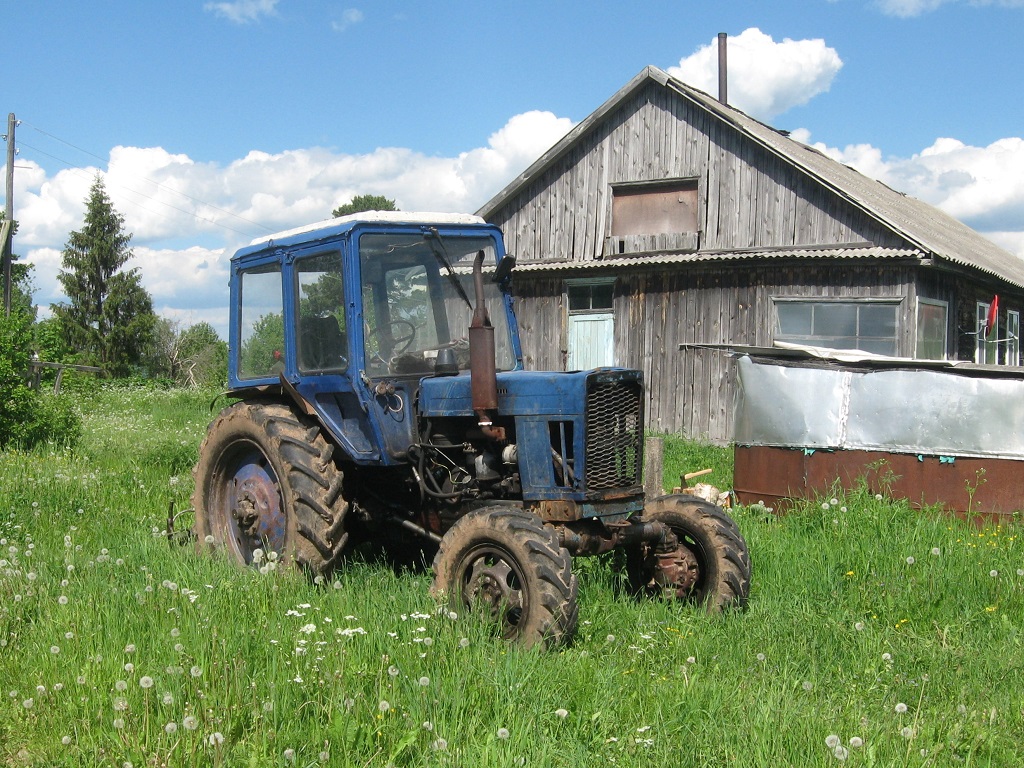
(734, 355, 1024, 460)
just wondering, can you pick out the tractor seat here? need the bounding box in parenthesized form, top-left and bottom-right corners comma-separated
(300, 314, 347, 371)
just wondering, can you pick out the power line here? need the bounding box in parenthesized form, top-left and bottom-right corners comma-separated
(17, 120, 276, 236)
(17, 139, 263, 239)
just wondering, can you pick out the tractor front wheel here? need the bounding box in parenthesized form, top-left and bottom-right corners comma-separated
(431, 507, 578, 649)
(192, 400, 348, 577)
(627, 495, 751, 611)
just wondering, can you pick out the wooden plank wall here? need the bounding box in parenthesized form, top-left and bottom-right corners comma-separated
(513, 262, 917, 442)
(486, 77, 932, 441)
(490, 81, 905, 263)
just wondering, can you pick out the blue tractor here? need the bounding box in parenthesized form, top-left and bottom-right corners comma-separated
(192, 212, 750, 647)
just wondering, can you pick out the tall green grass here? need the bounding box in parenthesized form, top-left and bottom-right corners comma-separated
(0, 387, 1021, 766)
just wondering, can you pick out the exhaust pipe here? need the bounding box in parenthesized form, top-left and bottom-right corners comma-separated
(469, 250, 503, 441)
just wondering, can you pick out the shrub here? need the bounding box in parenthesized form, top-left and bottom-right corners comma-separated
(0, 313, 82, 450)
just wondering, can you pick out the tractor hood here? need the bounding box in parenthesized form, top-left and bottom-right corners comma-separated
(418, 368, 643, 418)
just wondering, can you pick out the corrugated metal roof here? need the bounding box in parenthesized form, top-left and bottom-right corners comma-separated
(478, 66, 1024, 290)
(510, 245, 925, 273)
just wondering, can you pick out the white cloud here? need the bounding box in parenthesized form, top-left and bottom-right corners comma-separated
(332, 8, 364, 32)
(203, 0, 279, 24)
(794, 130, 1024, 256)
(875, 0, 1024, 17)
(8, 110, 575, 335)
(667, 28, 843, 120)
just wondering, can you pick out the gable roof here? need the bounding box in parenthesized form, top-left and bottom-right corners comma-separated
(478, 66, 1024, 289)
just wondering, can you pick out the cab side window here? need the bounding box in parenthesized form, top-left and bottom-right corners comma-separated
(238, 264, 285, 379)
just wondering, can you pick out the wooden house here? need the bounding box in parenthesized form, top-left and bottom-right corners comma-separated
(477, 66, 1024, 443)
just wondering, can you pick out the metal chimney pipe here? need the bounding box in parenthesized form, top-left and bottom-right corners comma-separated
(717, 33, 728, 105)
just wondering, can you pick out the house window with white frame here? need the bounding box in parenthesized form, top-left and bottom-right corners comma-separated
(1006, 310, 1020, 366)
(976, 301, 998, 364)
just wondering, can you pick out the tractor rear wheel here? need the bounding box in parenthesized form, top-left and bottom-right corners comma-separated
(431, 507, 578, 649)
(192, 400, 348, 577)
(627, 495, 750, 611)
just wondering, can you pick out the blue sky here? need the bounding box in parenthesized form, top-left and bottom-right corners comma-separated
(5, 0, 1024, 335)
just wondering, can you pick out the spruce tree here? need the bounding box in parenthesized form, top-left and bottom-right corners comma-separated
(52, 177, 156, 376)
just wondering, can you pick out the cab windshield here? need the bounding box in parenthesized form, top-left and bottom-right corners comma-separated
(358, 232, 516, 376)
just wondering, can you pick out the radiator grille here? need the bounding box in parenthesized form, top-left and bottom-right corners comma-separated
(585, 378, 642, 489)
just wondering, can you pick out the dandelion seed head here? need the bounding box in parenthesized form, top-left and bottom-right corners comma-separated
(208, 731, 224, 745)
(756, 652, 766, 662)
(906, 556, 915, 565)
(124, 643, 136, 654)
(849, 736, 863, 748)
(418, 676, 430, 687)
(432, 738, 448, 751)
(833, 745, 849, 761)
(895, 702, 908, 713)
(388, 665, 399, 677)
(58, 595, 68, 605)
(139, 676, 154, 689)
(497, 727, 510, 740)
(115, 680, 128, 692)
(113, 717, 125, 730)
(990, 569, 999, 578)
(183, 715, 198, 730)
(283, 748, 295, 762)
(190, 665, 202, 678)
(204, 535, 215, 545)
(22, 698, 33, 709)
(378, 700, 390, 713)
(882, 652, 892, 662)
(459, 637, 470, 648)
(901, 726, 914, 739)
(50, 645, 60, 655)
(555, 708, 569, 719)
(825, 734, 840, 749)
(931, 547, 941, 556)
(61, 736, 72, 746)
(165, 721, 178, 735)
(162, 692, 173, 706)
(854, 622, 865, 631)
(802, 681, 813, 691)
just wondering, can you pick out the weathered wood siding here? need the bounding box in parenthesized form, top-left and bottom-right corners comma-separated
(512, 262, 919, 441)
(490, 80, 906, 263)
(486, 76, 1021, 442)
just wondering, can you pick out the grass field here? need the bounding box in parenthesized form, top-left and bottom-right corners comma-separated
(0, 386, 1021, 766)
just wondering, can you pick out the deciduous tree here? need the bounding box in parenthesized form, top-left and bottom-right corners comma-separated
(332, 194, 398, 218)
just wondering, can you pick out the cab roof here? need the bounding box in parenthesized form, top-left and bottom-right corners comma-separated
(235, 211, 489, 260)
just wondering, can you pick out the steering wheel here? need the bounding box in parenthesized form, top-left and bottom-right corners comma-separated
(366, 319, 417, 356)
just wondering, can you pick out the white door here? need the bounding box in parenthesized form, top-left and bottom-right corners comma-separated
(568, 312, 614, 369)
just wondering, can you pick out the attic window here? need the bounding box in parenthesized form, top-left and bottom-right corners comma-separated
(611, 180, 698, 236)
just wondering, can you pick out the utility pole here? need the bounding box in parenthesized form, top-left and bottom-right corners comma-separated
(3, 112, 15, 316)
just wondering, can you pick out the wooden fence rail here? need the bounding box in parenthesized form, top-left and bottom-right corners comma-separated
(27, 361, 103, 394)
